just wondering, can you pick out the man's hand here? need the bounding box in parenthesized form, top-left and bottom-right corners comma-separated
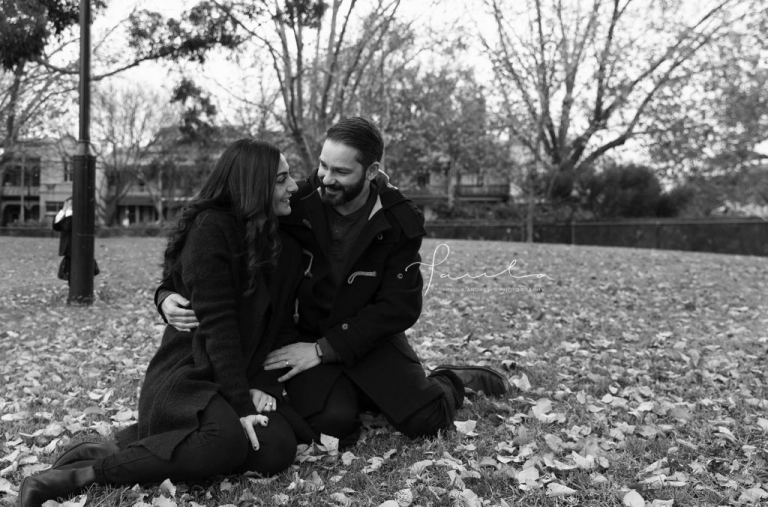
(240, 414, 269, 450)
(250, 389, 276, 413)
(264, 343, 321, 382)
(161, 293, 199, 331)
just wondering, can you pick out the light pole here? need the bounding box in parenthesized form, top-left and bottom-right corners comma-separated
(69, 0, 96, 305)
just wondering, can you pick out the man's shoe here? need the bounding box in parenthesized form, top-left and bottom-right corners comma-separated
(433, 365, 510, 397)
(52, 441, 119, 469)
(19, 468, 93, 507)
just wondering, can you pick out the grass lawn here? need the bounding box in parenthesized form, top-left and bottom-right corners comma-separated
(1, 236, 766, 507)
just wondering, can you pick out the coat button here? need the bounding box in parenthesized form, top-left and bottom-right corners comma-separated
(397, 273, 404, 279)
(342, 323, 349, 330)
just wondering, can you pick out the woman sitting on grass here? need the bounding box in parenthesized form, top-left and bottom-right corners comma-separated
(20, 139, 307, 507)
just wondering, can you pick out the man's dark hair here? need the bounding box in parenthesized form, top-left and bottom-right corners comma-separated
(326, 116, 384, 170)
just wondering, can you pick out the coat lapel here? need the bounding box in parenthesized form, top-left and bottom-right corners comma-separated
(342, 199, 391, 275)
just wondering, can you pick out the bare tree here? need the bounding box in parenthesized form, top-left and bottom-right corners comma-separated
(207, 0, 405, 171)
(92, 85, 177, 226)
(481, 0, 765, 189)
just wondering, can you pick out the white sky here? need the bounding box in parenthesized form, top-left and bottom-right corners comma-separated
(94, 0, 491, 93)
(82, 0, 766, 165)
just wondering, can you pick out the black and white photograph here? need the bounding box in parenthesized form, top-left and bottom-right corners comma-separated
(1, 0, 766, 506)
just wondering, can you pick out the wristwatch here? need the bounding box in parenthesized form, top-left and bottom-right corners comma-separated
(314, 342, 323, 360)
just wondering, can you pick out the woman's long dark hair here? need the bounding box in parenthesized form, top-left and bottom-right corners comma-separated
(162, 138, 282, 294)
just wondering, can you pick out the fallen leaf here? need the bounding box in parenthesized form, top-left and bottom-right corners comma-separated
(0, 477, 17, 495)
(409, 459, 434, 476)
(571, 452, 596, 470)
(363, 456, 384, 474)
(636, 401, 655, 412)
(237, 490, 257, 504)
(457, 488, 482, 507)
(151, 496, 177, 507)
(510, 373, 531, 391)
(0, 461, 18, 478)
(112, 410, 134, 422)
(517, 466, 539, 484)
(42, 423, 65, 437)
(320, 433, 339, 453)
(738, 487, 768, 503)
(394, 488, 413, 506)
(454, 420, 478, 436)
(158, 478, 176, 497)
(330, 492, 353, 506)
(623, 489, 644, 507)
(543, 434, 564, 452)
(273, 493, 289, 505)
(546, 483, 577, 497)
(341, 451, 357, 466)
(305, 471, 324, 492)
(56, 494, 88, 507)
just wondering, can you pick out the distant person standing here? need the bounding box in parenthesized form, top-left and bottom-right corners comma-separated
(53, 198, 73, 283)
(53, 198, 98, 284)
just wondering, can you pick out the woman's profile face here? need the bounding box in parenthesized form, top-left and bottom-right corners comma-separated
(272, 155, 298, 216)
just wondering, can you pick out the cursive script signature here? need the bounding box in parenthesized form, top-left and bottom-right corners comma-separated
(406, 243, 553, 295)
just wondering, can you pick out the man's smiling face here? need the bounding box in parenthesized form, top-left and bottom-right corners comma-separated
(317, 140, 370, 211)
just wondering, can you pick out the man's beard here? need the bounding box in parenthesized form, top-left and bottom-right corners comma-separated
(320, 175, 366, 207)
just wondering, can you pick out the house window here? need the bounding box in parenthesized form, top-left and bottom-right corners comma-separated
(1, 157, 41, 186)
(28, 163, 40, 186)
(2, 165, 20, 186)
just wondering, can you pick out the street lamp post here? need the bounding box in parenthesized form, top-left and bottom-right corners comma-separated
(69, 0, 96, 305)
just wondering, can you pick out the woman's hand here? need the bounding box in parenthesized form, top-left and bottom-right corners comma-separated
(161, 294, 199, 331)
(250, 389, 276, 413)
(263, 343, 322, 382)
(240, 414, 269, 450)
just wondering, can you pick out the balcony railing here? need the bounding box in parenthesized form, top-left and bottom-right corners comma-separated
(1, 185, 40, 197)
(456, 184, 509, 198)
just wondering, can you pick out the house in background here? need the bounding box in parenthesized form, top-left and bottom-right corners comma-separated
(2, 133, 526, 226)
(394, 140, 529, 220)
(0, 131, 234, 227)
(0, 136, 173, 227)
(402, 171, 514, 220)
(1, 138, 75, 226)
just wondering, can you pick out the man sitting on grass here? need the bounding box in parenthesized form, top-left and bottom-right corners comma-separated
(160, 117, 510, 446)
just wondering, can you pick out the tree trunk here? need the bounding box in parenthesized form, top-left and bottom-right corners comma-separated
(526, 162, 535, 243)
(0, 61, 27, 218)
(294, 131, 316, 174)
(446, 160, 455, 210)
(104, 197, 118, 227)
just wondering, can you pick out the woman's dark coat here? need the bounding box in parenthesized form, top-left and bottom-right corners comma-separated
(118, 209, 303, 459)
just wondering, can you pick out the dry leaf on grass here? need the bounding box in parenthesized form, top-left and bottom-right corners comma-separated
(622, 489, 644, 507)
(546, 483, 577, 497)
